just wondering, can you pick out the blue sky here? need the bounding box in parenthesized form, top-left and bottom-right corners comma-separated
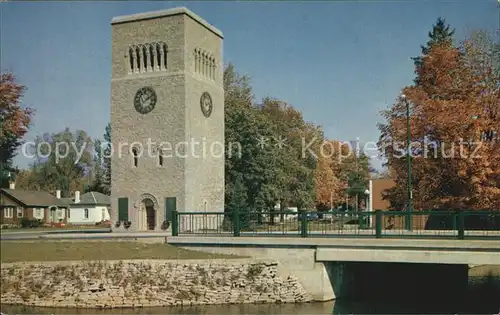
(2, 1, 499, 170)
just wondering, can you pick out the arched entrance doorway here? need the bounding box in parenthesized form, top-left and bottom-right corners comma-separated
(143, 198, 156, 230)
(138, 193, 159, 231)
(49, 206, 58, 223)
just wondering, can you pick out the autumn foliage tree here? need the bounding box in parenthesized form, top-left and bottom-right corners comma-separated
(314, 139, 374, 210)
(0, 73, 34, 188)
(315, 140, 344, 210)
(379, 30, 500, 210)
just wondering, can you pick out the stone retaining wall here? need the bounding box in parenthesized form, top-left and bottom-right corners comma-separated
(0, 259, 313, 308)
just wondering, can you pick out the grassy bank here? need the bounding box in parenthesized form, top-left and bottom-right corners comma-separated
(0, 241, 242, 262)
(469, 265, 500, 277)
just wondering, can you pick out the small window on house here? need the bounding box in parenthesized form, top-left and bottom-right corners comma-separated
(34, 208, 44, 220)
(4, 207, 13, 218)
(67, 208, 71, 219)
(84, 208, 89, 219)
(16, 207, 23, 218)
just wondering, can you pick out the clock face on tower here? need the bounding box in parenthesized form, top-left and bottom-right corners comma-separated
(200, 92, 213, 118)
(134, 87, 157, 114)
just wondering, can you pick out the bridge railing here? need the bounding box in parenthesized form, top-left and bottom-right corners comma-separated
(171, 210, 500, 240)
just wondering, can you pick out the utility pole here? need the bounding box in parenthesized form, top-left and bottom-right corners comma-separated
(401, 94, 413, 231)
(330, 191, 333, 211)
(346, 194, 349, 214)
(355, 144, 359, 214)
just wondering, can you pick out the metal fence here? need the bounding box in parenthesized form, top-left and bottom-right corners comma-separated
(171, 210, 500, 240)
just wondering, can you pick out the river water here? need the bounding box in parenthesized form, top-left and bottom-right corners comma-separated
(2, 276, 499, 314)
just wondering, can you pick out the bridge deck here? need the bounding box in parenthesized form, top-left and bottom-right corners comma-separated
(167, 236, 500, 265)
(167, 236, 500, 250)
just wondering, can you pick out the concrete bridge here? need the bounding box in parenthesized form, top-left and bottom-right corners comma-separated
(3, 228, 498, 301)
(167, 236, 500, 301)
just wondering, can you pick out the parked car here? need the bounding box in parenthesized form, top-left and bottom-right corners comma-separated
(298, 212, 319, 221)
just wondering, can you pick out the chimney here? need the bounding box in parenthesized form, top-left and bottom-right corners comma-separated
(75, 191, 80, 203)
(56, 190, 61, 199)
(7, 172, 15, 189)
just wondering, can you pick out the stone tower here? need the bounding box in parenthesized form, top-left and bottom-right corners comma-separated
(110, 7, 224, 232)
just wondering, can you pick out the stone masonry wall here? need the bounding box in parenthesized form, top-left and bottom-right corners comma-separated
(0, 259, 313, 308)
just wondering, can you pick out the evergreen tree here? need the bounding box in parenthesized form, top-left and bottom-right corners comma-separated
(343, 152, 372, 210)
(412, 17, 455, 84)
(85, 138, 107, 194)
(86, 124, 111, 195)
(102, 123, 111, 194)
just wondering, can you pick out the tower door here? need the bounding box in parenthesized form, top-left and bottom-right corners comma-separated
(143, 198, 155, 230)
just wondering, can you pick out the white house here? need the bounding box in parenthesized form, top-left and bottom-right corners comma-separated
(260, 203, 298, 223)
(67, 191, 110, 225)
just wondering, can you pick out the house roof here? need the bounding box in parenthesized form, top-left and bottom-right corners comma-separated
(0, 188, 66, 207)
(59, 197, 73, 206)
(0, 189, 111, 207)
(71, 192, 110, 206)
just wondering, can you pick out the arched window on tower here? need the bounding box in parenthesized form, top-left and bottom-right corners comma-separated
(162, 43, 168, 69)
(213, 58, 217, 80)
(156, 43, 161, 69)
(149, 45, 154, 70)
(142, 45, 148, 70)
(129, 47, 135, 72)
(202, 52, 206, 76)
(208, 56, 211, 78)
(135, 47, 141, 71)
(197, 50, 201, 73)
(132, 148, 139, 167)
(210, 57, 215, 79)
(194, 49, 198, 73)
(158, 149, 164, 166)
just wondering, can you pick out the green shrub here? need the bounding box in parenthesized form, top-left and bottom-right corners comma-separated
(20, 218, 31, 228)
(20, 218, 42, 228)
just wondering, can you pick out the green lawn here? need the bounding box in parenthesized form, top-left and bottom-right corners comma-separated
(0, 226, 110, 234)
(0, 241, 243, 262)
